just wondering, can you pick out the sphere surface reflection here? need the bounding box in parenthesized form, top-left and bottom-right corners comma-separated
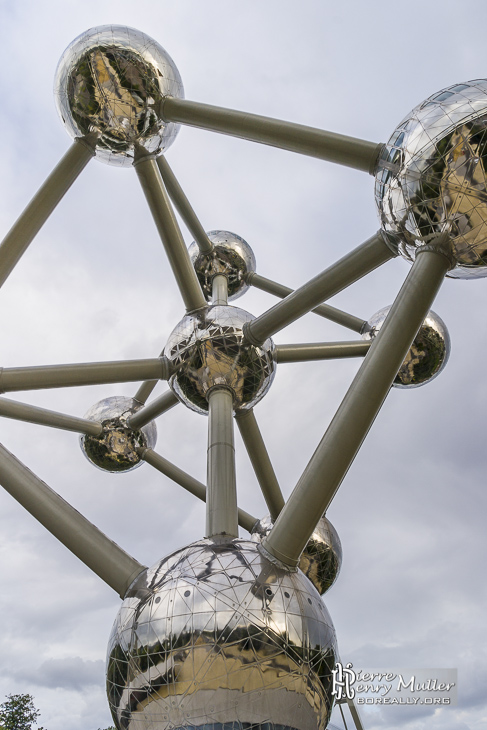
(54, 25, 183, 166)
(81, 396, 157, 472)
(252, 516, 342, 595)
(107, 539, 337, 730)
(164, 305, 276, 414)
(375, 80, 487, 278)
(362, 307, 450, 388)
(189, 231, 256, 302)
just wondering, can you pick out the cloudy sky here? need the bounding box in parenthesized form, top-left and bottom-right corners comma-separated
(0, 1, 486, 729)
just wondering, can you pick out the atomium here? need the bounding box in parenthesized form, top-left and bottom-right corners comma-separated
(164, 305, 276, 414)
(252, 515, 342, 595)
(1, 22, 484, 730)
(107, 539, 338, 730)
(81, 396, 157, 472)
(188, 230, 256, 302)
(361, 307, 451, 388)
(375, 80, 487, 278)
(54, 25, 184, 166)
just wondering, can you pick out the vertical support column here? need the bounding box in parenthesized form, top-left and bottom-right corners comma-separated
(206, 388, 238, 538)
(212, 274, 228, 305)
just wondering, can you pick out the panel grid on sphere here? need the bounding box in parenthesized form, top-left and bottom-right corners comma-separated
(54, 25, 184, 166)
(189, 231, 256, 302)
(164, 306, 276, 414)
(107, 539, 338, 730)
(375, 79, 487, 278)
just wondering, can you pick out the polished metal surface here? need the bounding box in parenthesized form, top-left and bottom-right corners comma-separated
(107, 538, 337, 730)
(188, 230, 256, 302)
(376, 80, 487, 278)
(54, 25, 184, 166)
(164, 305, 276, 414)
(81, 396, 157, 472)
(362, 306, 450, 388)
(252, 516, 342, 595)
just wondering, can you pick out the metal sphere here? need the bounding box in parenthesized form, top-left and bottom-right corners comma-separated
(54, 25, 184, 167)
(80, 396, 156, 472)
(375, 80, 487, 278)
(188, 231, 256, 302)
(362, 306, 450, 388)
(107, 538, 338, 730)
(164, 305, 276, 414)
(252, 516, 342, 595)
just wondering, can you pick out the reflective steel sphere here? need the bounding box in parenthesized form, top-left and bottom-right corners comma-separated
(362, 307, 450, 388)
(164, 305, 276, 414)
(188, 231, 256, 302)
(107, 538, 338, 730)
(80, 396, 157, 472)
(54, 25, 183, 166)
(252, 516, 342, 595)
(375, 80, 487, 278)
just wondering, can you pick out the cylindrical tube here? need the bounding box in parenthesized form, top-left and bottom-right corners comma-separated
(236, 409, 285, 519)
(206, 388, 238, 538)
(0, 396, 102, 436)
(263, 247, 450, 567)
(0, 443, 145, 597)
(275, 341, 370, 363)
(156, 155, 213, 254)
(127, 390, 179, 429)
(162, 97, 383, 173)
(245, 232, 395, 345)
(135, 157, 207, 312)
(0, 139, 94, 288)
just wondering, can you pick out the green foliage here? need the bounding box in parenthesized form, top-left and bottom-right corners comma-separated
(0, 694, 44, 730)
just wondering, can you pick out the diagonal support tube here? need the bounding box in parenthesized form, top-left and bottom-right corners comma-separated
(0, 396, 102, 436)
(0, 443, 145, 596)
(275, 341, 370, 363)
(139, 446, 257, 533)
(127, 389, 179, 429)
(135, 157, 207, 312)
(235, 409, 284, 520)
(156, 155, 213, 254)
(244, 232, 396, 345)
(0, 358, 170, 393)
(162, 97, 383, 173)
(0, 139, 94, 288)
(247, 272, 366, 333)
(206, 388, 238, 538)
(262, 246, 451, 567)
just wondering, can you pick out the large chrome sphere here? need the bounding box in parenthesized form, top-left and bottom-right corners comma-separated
(252, 516, 342, 595)
(80, 396, 157, 472)
(188, 231, 256, 302)
(375, 80, 487, 278)
(164, 305, 276, 414)
(54, 25, 183, 166)
(362, 307, 450, 388)
(107, 538, 338, 730)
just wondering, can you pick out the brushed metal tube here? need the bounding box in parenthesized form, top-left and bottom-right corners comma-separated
(248, 272, 366, 333)
(139, 447, 257, 534)
(212, 274, 228, 305)
(134, 379, 159, 404)
(162, 97, 383, 173)
(263, 247, 450, 567)
(275, 341, 370, 363)
(156, 155, 213, 254)
(0, 358, 169, 392)
(206, 388, 238, 538)
(135, 157, 207, 312)
(235, 409, 284, 520)
(127, 389, 179, 429)
(245, 232, 395, 345)
(0, 443, 145, 597)
(0, 396, 102, 436)
(0, 139, 94, 288)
